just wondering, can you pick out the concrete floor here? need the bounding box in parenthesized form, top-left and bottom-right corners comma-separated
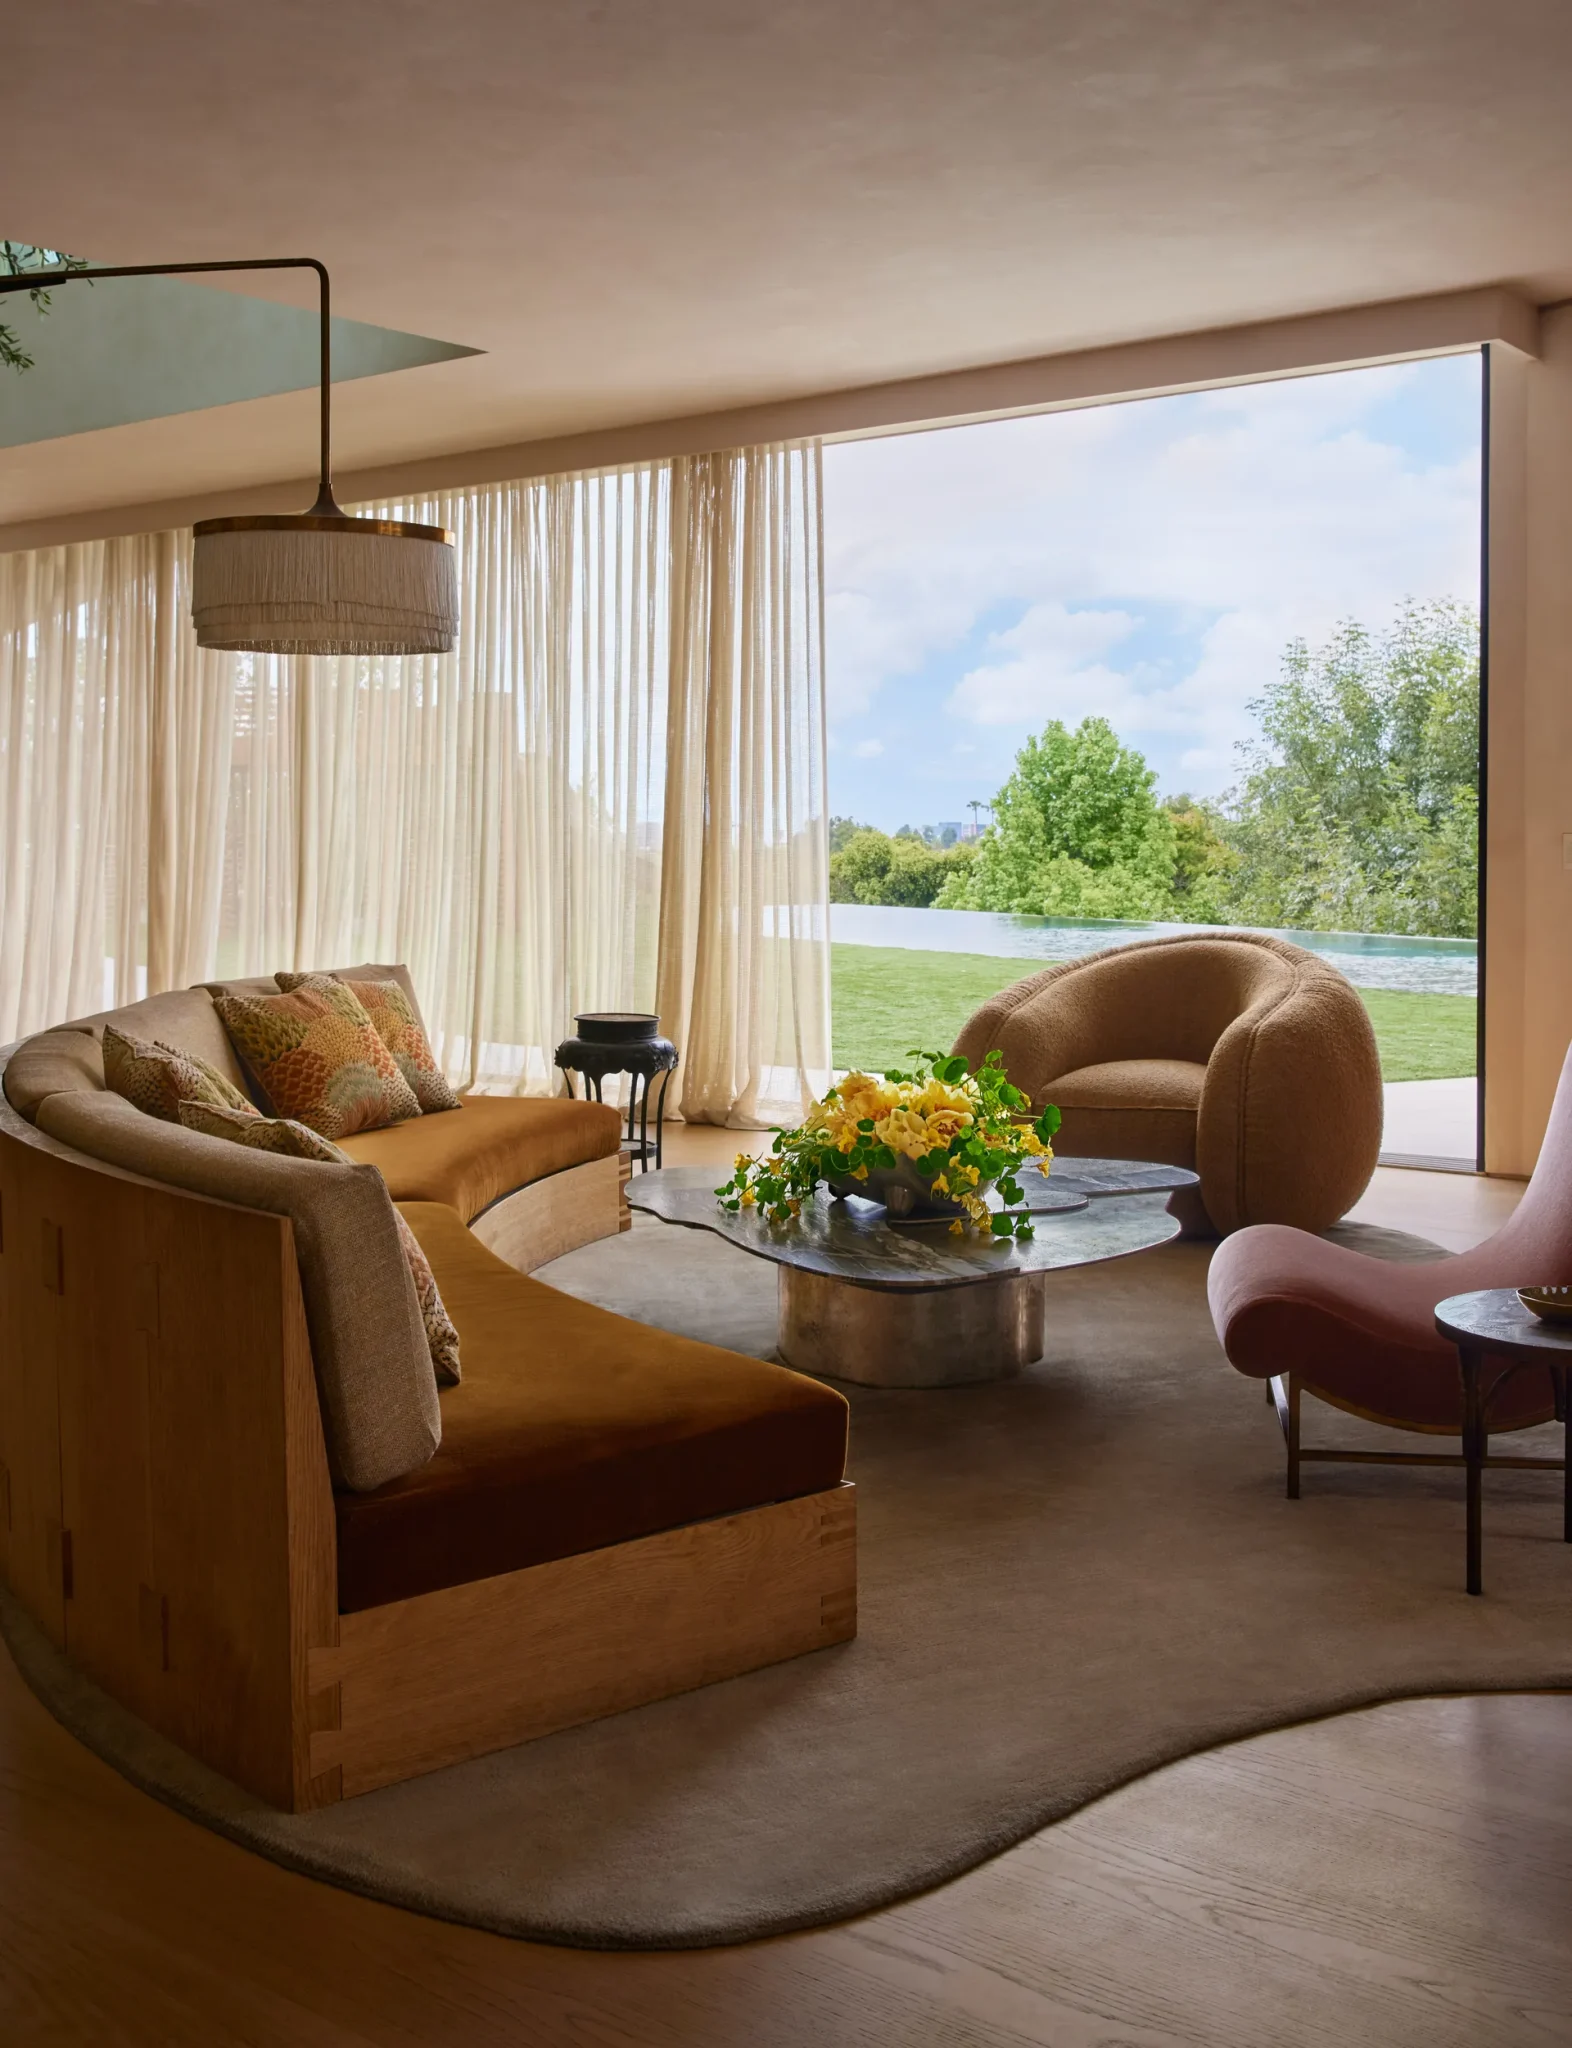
(1382, 1077, 1478, 1162)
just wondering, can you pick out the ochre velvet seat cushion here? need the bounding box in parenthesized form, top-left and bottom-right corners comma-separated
(337, 1093, 622, 1222)
(334, 1203, 849, 1612)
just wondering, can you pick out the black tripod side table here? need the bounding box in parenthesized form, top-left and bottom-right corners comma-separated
(554, 1013, 678, 1172)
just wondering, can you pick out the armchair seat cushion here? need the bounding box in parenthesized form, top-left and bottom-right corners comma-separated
(1050, 1059, 1207, 1111)
(1047, 1058, 1205, 1168)
(335, 1203, 850, 1611)
(336, 1093, 622, 1222)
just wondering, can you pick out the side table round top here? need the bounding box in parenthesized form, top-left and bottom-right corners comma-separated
(1435, 1288, 1572, 1355)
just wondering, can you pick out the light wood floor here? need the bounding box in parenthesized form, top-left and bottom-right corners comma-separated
(3, 1156, 1568, 2048)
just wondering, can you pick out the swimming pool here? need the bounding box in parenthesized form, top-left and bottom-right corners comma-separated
(829, 905, 1477, 996)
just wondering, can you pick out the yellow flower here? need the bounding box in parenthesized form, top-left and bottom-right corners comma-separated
(921, 1118, 968, 1155)
(734, 1151, 752, 1171)
(787, 1197, 801, 1216)
(740, 1188, 757, 1207)
(931, 1174, 950, 1195)
(948, 1219, 966, 1237)
(877, 1105, 937, 1160)
(852, 1163, 869, 1180)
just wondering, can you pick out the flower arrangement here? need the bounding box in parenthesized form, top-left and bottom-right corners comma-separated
(717, 1050, 1062, 1239)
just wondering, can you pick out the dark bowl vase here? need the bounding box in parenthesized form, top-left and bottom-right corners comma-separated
(826, 1156, 992, 1218)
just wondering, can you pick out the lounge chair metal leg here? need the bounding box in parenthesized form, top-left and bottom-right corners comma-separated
(1268, 1374, 1300, 1499)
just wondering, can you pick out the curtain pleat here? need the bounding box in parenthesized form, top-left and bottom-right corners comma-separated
(0, 445, 829, 1123)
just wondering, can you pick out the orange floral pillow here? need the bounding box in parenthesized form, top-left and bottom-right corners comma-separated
(212, 980, 420, 1141)
(276, 971, 459, 1113)
(177, 1100, 460, 1386)
(103, 1023, 259, 1123)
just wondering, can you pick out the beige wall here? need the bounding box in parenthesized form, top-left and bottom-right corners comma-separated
(1484, 308, 1572, 1175)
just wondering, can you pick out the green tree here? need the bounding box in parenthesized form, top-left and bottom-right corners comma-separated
(1218, 600, 1478, 936)
(828, 815, 866, 854)
(938, 716, 1178, 917)
(830, 825, 976, 907)
(1, 243, 86, 374)
(1163, 794, 1235, 921)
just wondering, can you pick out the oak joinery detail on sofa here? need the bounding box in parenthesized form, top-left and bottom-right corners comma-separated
(309, 1485, 856, 1797)
(468, 1150, 628, 1272)
(0, 1127, 341, 1812)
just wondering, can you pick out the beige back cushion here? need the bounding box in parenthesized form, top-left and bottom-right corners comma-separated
(203, 962, 427, 1033)
(74, 988, 249, 1092)
(34, 1089, 441, 1492)
(2, 1028, 106, 1121)
(3, 968, 425, 1124)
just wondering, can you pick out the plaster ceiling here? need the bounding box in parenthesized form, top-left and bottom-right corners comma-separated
(7, 0, 1572, 528)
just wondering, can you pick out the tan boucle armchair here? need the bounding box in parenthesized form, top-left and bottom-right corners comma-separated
(953, 933, 1384, 1235)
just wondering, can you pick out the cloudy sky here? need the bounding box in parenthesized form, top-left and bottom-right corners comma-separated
(823, 354, 1482, 832)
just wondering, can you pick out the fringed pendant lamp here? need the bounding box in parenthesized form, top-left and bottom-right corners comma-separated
(0, 256, 457, 656)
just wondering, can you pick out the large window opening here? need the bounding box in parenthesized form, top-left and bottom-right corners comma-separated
(823, 353, 1483, 1167)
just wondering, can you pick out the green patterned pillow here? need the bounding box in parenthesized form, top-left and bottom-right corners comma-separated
(177, 1101, 460, 1386)
(103, 1023, 259, 1124)
(276, 971, 459, 1113)
(212, 980, 421, 1141)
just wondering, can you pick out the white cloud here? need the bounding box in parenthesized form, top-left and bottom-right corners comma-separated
(824, 357, 1481, 797)
(946, 603, 1140, 726)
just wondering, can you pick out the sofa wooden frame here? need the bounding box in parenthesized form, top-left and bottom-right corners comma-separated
(0, 1118, 857, 1812)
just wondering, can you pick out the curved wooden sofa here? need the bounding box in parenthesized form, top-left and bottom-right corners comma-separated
(0, 970, 854, 1813)
(954, 933, 1384, 1236)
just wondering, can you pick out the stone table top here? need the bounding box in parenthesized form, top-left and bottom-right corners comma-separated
(1436, 1288, 1572, 1355)
(1021, 1158, 1198, 1205)
(627, 1163, 1183, 1292)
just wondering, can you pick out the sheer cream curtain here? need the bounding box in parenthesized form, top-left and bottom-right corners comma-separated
(0, 443, 829, 1124)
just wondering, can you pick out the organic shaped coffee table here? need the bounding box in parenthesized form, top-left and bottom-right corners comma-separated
(627, 1160, 1197, 1387)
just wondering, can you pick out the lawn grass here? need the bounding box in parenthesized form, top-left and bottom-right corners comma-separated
(831, 943, 1477, 1083)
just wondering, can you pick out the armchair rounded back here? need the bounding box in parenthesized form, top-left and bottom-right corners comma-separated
(954, 933, 1384, 1233)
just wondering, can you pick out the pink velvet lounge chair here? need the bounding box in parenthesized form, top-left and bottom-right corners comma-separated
(1208, 1046, 1572, 1497)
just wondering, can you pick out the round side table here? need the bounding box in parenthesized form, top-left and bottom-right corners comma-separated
(1433, 1288, 1572, 1595)
(554, 1013, 678, 1171)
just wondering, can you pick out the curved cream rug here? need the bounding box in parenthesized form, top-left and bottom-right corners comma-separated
(5, 1214, 1571, 1950)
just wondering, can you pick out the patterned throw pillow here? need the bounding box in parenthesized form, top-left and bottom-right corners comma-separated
(211, 981, 421, 1141)
(103, 1023, 260, 1124)
(176, 1101, 460, 1386)
(276, 971, 459, 1113)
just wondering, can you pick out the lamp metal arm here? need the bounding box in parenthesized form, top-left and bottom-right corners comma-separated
(0, 257, 340, 515)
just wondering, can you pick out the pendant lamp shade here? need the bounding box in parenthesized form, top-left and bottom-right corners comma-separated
(191, 514, 458, 655)
(0, 253, 461, 659)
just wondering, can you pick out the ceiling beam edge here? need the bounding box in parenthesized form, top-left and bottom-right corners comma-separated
(0, 284, 1538, 553)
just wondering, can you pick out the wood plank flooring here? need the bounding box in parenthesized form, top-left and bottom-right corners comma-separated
(3, 1154, 1568, 2048)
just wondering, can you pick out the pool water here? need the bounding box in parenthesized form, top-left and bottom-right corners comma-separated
(829, 905, 1477, 996)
